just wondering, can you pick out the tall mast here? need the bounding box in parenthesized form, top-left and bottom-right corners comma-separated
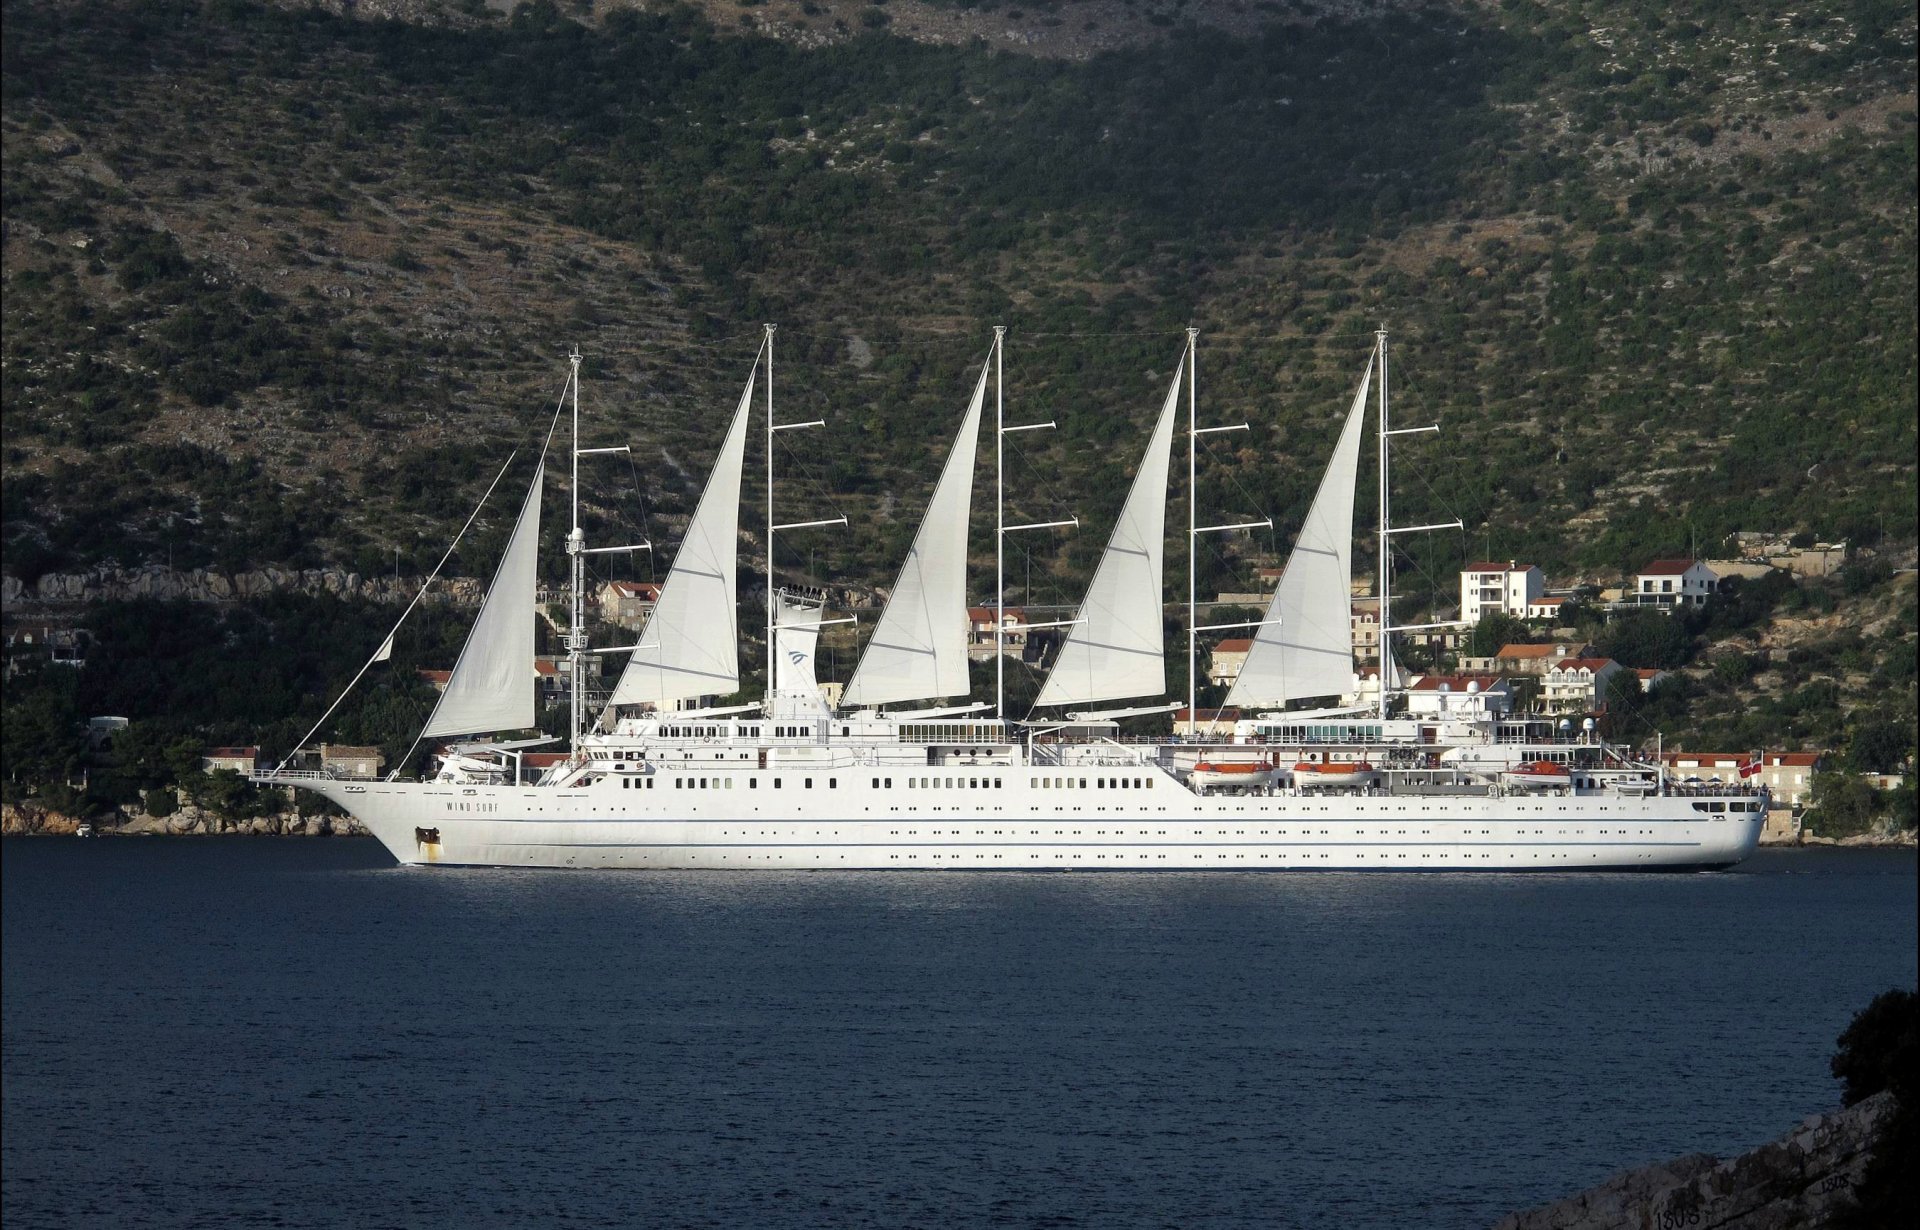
(994, 326, 1006, 721)
(1185, 327, 1198, 738)
(995, 330, 1069, 722)
(567, 348, 585, 750)
(1376, 328, 1391, 722)
(1185, 330, 1265, 739)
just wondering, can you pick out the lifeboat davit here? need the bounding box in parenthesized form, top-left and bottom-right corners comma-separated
(1293, 761, 1377, 789)
(1190, 761, 1276, 790)
(1502, 760, 1572, 790)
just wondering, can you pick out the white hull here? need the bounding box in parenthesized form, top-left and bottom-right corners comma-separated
(298, 774, 1763, 872)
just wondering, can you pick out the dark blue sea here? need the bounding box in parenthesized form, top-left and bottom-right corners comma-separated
(3, 840, 1914, 1229)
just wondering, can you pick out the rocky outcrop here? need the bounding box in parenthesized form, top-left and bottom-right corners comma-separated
(1, 801, 87, 836)
(1, 566, 481, 610)
(1496, 1091, 1895, 1230)
(1, 799, 367, 837)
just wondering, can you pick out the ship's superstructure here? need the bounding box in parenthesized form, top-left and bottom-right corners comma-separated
(261, 329, 1766, 871)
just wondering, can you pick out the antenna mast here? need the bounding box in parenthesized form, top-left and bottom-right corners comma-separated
(567, 348, 586, 751)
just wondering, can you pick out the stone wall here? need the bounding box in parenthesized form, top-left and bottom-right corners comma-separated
(1495, 1090, 1895, 1230)
(1, 566, 481, 610)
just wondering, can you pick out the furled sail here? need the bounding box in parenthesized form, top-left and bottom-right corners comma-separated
(771, 589, 828, 709)
(841, 364, 987, 708)
(422, 469, 544, 738)
(1225, 355, 1373, 708)
(1033, 361, 1182, 709)
(606, 372, 754, 710)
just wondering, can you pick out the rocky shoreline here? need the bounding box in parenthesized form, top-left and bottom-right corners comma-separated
(2, 801, 366, 838)
(1496, 1091, 1895, 1230)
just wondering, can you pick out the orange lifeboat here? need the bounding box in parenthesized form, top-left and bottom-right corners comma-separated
(1501, 760, 1572, 790)
(1292, 761, 1377, 789)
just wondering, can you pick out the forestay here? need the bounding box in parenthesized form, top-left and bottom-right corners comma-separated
(423, 470, 544, 738)
(1226, 355, 1372, 708)
(842, 364, 987, 707)
(607, 373, 755, 709)
(1033, 361, 1182, 709)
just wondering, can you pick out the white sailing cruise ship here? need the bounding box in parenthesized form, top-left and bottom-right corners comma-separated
(260, 328, 1765, 871)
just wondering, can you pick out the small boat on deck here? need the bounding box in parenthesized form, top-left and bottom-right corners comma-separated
(1189, 761, 1275, 791)
(1501, 760, 1571, 791)
(1293, 760, 1377, 789)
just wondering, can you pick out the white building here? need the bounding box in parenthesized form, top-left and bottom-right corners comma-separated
(1633, 559, 1720, 608)
(1460, 562, 1544, 624)
(1404, 675, 1513, 719)
(1543, 657, 1627, 714)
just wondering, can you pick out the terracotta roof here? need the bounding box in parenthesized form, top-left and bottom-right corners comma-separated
(1214, 638, 1254, 654)
(1409, 674, 1505, 692)
(1548, 658, 1618, 673)
(1531, 596, 1567, 606)
(605, 580, 661, 599)
(966, 606, 1027, 623)
(205, 746, 258, 758)
(320, 744, 382, 759)
(534, 660, 562, 676)
(1464, 561, 1538, 574)
(1766, 753, 1822, 767)
(522, 752, 571, 768)
(1635, 668, 1669, 680)
(1496, 643, 1560, 658)
(417, 669, 452, 683)
(1639, 559, 1699, 576)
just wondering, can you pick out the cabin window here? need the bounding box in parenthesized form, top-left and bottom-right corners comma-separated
(749, 779, 758, 790)
(805, 778, 814, 789)
(773, 778, 782, 789)
(829, 778, 837, 789)
(885, 777, 892, 788)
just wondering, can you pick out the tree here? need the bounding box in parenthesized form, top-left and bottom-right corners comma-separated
(1468, 611, 1532, 657)
(1804, 773, 1886, 839)
(1597, 609, 1692, 669)
(1830, 990, 1918, 1226)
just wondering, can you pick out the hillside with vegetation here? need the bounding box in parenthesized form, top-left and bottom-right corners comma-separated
(1, 0, 1914, 804)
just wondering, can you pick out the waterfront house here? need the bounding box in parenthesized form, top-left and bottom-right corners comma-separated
(318, 744, 384, 780)
(202, 746, 258, 775)
(1543, 657, 1626, 714)
(1405, 675, 1513, 719)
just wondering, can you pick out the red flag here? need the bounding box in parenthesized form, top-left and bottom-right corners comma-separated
(1738, 754, 1763, 779)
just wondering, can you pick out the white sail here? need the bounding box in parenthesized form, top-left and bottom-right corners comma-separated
(842, 365, 987, 708)
(771, 589, 829, 712)
(1226, 356, 1373, 708)
(423, 469, 543, 738)
(1033, 362, 1182, 709)
(607, 373, 754, 710)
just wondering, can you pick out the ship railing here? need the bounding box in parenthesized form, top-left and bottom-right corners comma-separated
(1664, 782, 1766, 797)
